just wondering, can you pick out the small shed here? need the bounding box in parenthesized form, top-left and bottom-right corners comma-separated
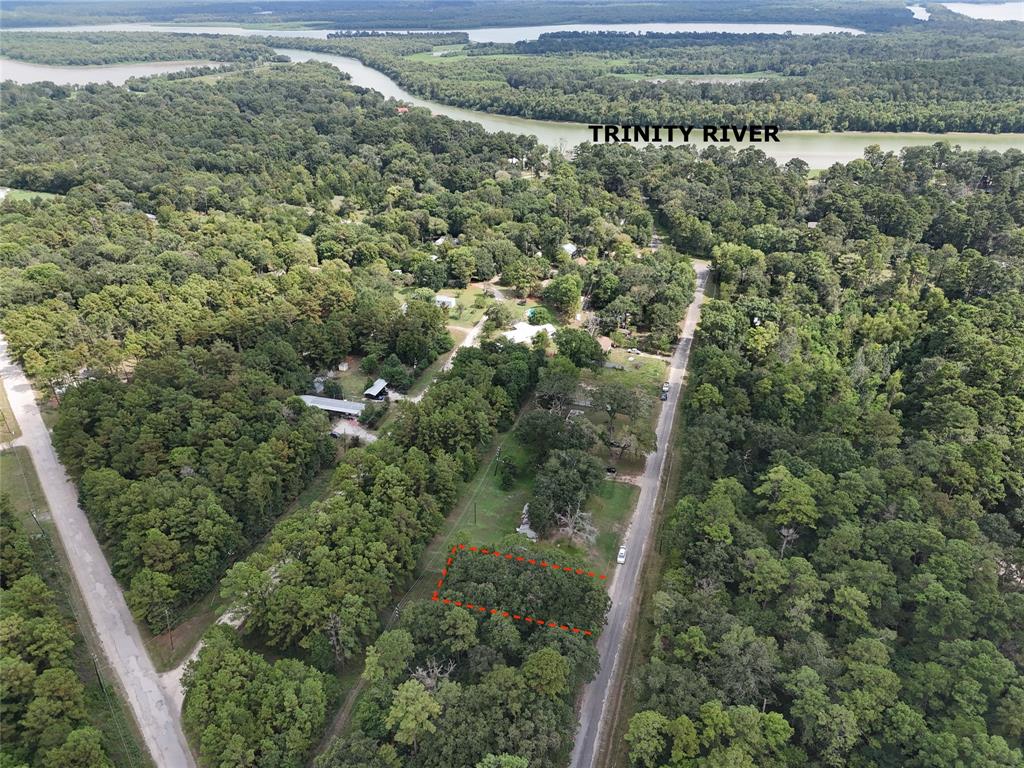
(364, 379, 389, 400)
(561, 242, 578, 256)
(433, 295, 458, 309)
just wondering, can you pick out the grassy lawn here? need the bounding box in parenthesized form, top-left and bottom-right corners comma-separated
(1, 384, 21, 442)
(604, 348, 670, 386)
(578, 351, 668, 472)
(437, 284, 493, 329)
(1, 447, 152, 767)
(506, 296, 545, 323)
(450, 433, 536, 546)
(330, 356, 376, 401)
(588, 480, 640, 572)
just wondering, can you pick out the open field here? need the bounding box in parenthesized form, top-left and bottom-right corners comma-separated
(1, 187, 60, 202)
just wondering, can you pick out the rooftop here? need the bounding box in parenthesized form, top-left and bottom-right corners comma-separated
(299, 395, 365, 416)
(364, 378, 388, 397)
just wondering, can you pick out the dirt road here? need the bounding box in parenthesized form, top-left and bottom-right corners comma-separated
(569, 260, 710, 768)
(0, 335, 195, 768)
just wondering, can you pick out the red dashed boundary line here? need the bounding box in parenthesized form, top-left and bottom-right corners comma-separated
(430, 544, 605, 637)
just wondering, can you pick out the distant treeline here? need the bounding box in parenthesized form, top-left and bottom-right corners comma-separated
(0, 32, 279, 65)
(2, 0, 919, 32)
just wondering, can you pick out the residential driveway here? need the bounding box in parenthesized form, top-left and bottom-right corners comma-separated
(0, 334, 195, 768)
(331, 419, 379, 442)
(442, 310, 489, 372)
(569, 260, 711, 768)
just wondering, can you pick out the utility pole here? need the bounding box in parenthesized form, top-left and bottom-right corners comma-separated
(92, 655, 106, 694)
(164, 607, 174, 651)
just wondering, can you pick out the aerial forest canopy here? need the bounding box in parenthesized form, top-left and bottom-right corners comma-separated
(0, 48, 1022, 768)
(0, 31, 281, 65)
(0, 497, 118, 768)
(317, 539, 611, 768)
(0, 62, 649, 632)
(612, 149, 1024, 764)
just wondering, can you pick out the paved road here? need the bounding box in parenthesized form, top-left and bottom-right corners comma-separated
(0, 335, 196, 768)
(570, 260, 711, 768)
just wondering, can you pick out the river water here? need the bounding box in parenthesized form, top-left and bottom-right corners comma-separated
(941, 2, 1024, 21)
(3, 23, 1023, 166)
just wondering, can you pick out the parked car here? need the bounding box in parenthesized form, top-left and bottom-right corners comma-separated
(660, 391, 668, 401)
(616, 546, 627, 564)
(605, 466, 617, 475)
(661, 382, 670, 392)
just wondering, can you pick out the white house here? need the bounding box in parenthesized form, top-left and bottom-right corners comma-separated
(503, 322, 557, 344)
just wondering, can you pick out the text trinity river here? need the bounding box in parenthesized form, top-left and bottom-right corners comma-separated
(274, 48, 1024, 166)
(3, 22, 1023, 166)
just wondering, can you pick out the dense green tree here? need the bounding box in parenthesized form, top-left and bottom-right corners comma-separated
(553, 328, 606, 370)
(182, 627, 327, 768)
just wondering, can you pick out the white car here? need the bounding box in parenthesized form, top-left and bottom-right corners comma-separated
(616, 546, 627, 564)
